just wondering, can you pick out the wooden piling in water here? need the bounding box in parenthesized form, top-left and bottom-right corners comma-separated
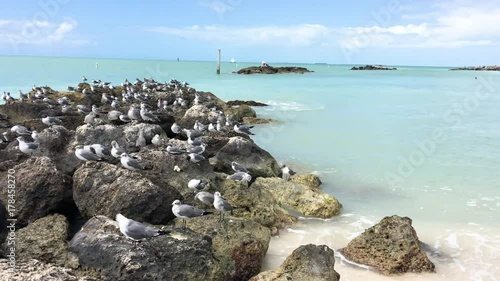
(217, 49, 221, 75)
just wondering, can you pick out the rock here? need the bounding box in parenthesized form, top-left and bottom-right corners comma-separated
(340, 215, 435, 275)
(226, 105, 256, 122)
(291, 173, 322, 188)
(351, 65, 397, 70)
(0, 259, 96, 281)
(31, 125, 79, 174)
(179, 104, 217, 128)
(250, 244, 340, 281)
(174, 215, 271, 281)
(242, 117, 274, 124)
(236, 66, 312, 74)
(0, 157, 72, 226)
(211, 136, 281, 178)
(226, 100, 268, 107)
(251, 177, 341, 218)
(69, 216, 223, 281)
(73, 162, 180, 224)
(2, 214, 69, 266)
(0, 200, 6, 244)
(216, 174, 297, 232)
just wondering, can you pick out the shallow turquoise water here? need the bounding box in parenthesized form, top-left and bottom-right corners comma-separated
(1, 56, 499, 279)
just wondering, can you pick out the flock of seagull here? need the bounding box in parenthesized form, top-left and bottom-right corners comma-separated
(1, 76, 296, 241)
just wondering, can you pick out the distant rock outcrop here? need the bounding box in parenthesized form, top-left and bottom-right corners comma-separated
(340, 215, 435, 275)
(450, 65, 500, 71)
(236, 66, 312, 74)
(226, 100, 268, 107)
(351, 65, 397, 70)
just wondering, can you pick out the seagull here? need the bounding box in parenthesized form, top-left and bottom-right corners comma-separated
(136, 129, 146, 147)
(31, 131, 39, 142)
(193, 120, 206, 132)
(111, 99, 120, 109)
(171, 200, 211, 228)
(119, 114, 131, 123)
(187, 137, 202, 146)
(216, 120, 227, 132)
(115, 214, 169, 241)
(107, 110, 122, 121)
(82, 76, 87, 82)
(171, 123, 182, 134)
(186, 143, 206, 155)
(281, 164, 296, 181)
(61, 105, 73, 114)
(231, 161, 249, 173)
(42, 116, 63, 126)
(234, 124, 255, 135)
(213, 192, 233, 222)
(166, 144, 185, 155)
(11, 125, 31, 136)
(84, 112, 98, 125)
(77, 104, 91, 114)
(227, 172, 252, 182)
(111, 141, 125, 158)
(186, 153, 205, 163)
(16, 136, 39, 154)
(86, 144, 111, 158)
(188, 179, 206, 193)
(140, 104, 160, 122)
(74, 145, 102, 161)
(127, 105, 141, 121)
(120, 153, 145, 171)
(183, 129, 203, 139)
(194, 191, 215, 206)
(208, 123, 217, 133)
(92, 104, 106, 115)
(151, 134, 161, 146)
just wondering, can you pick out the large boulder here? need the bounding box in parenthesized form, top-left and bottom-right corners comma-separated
(251, 177, 341, 218)
(340, 215, 435, 275)
(73, 162, 180, 224)
(178, 104, 216, 128)
(0, 259, 96, 281)
(0, 157, 72, 226)
(2, 214, 69, 266)
(174, 215, 271, 281)
(250, 244, 340, 281)
(31, 125, 79, 174)
(291, 173, 322, 188)
(69, 216, 223, 281)
(216, 175, 296, 233)
(226, 105, 256, 122)
(0, 200, 6, 244)
(211, 136, 281, 178)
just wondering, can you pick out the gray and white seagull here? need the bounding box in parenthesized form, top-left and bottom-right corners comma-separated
(16, 136, 39, 154)
(115, 213, 169, 241)
(171, 199, 211, 228)
(120, 153, 145, 171)
(74, 145, 102, 161)
(213, 191, 234, 222)
(231, 161, 249, 173)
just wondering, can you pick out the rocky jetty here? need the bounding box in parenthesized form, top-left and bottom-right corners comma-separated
(340, 215, 435, 275)
(226, 100, 268, 107)
(351, 65, 397, 70)
(450, 65, 500, 71)
(235, 66, 312, 74)
(0, 78, 341, 280)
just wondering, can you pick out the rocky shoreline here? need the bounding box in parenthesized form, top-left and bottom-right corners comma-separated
(0, 78, 434, 280)
(235, 66, 312, 74)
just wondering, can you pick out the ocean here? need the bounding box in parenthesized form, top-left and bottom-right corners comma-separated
(1, 56, 499, 280)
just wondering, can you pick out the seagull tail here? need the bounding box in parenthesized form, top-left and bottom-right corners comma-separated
(202, 210, 213, 216)
(156, 230, 171, 236)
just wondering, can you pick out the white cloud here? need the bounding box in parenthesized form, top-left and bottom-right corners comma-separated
(150, 1, 500, 52)
(0, 18, 86, 48)
(149, 24, 331, 47)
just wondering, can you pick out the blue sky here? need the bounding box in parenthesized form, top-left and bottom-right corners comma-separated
(0, 0, 499, 66)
